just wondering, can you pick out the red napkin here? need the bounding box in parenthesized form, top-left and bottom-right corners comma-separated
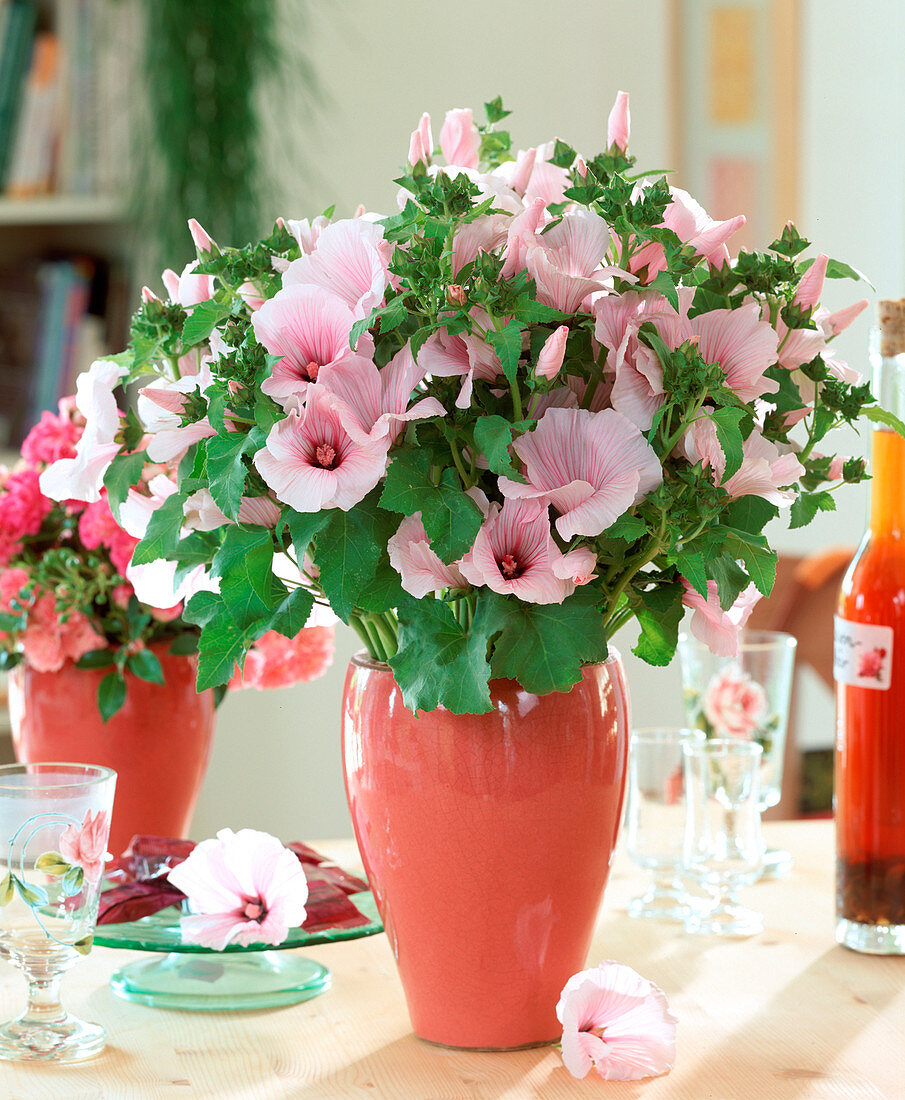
(98, 835, 373, 933)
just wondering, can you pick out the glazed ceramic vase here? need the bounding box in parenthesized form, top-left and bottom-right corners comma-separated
(8, 646, 216, 855)
(342, 651, 630, 1050)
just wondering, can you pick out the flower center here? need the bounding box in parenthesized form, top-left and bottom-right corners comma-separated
(499, 553, 521, 579)
(304, 360, 320, 381)
(242, 898, 266, 922)
(315, 443, 337, 469)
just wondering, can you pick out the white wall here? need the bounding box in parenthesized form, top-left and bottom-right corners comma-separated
(193, 0, 905, 841)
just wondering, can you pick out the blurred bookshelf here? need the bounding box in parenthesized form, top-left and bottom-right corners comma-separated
(0, 0, 138, 450)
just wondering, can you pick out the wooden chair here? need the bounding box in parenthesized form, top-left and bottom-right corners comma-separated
(748, 547, 854, 818)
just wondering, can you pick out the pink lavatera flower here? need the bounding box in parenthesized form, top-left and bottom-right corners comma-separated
(535, 325, 569, 380)
(182, 488, 281, 532)
(500, 196, 548, 280)
(693, 303, 780, 402)
(451, 213, 509, 277)
(703, 665, 768, 739)
(387, 514, 467, 598)
(607, 90, 631, 150)
(418, 318, 502, 410)
(439, 107, 481, 169)
(499, 407, 662, 540)
(459, 498, 571, 604)
(681, 580, 761, 658)
(683, 418, 804, 506)
(557, 961, 677, 1082)
(408, 111, 433, 166)
(253, 284, 374, 410)
(253, 386, 389, 512)
(282, 218, 392, 321)
(494, 142, 570, 207)
(59, 809, 110, 887)
(138, 358, 217, 463)
(282, 215, 330, 255)
(167, 828, 309, 950)
(161, 260, 215, 308)
(318, 343, 445, 448)
(526, 209, 634, 314)
(39, 358, 129, 503)
(553, 546, 598, 586)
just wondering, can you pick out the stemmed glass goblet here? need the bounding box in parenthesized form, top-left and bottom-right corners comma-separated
(0, 762, 116, 1062)
(625, 727, 705, 921)
(682, 739, 764, 937)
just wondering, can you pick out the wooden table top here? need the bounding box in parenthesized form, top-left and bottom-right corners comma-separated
(1, 820, 903, 1099)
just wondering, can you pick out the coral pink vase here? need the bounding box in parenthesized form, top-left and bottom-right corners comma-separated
(342, 651, 630, 1050)
(8, 647, 216, 856)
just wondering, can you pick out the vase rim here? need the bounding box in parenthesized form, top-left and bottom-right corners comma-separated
(350, 648, 623, 676)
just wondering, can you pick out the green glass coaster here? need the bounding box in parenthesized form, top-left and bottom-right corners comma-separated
(96, 890, 382, 1011)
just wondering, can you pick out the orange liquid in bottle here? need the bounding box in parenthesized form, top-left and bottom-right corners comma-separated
(836, 428, 905, 931)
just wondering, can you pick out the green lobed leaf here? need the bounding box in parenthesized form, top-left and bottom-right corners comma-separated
(486, 319, 523, 388)
(479, 588, 609, 696)
(379, 449, 483, 562)
(721, 533, 777, 597)
(103, 450, 147, 522)
(183, 590, 222, 627)
(675, 550, 708, 597)
(131, 492, 187, 566)
(127, 648, 166, 685)
(286, 509, 331, 560)
(389, 596, 494, 715)
(355, 555, 408, 615)
(267, 587, 315, 639)
(98, 672, 127, 723)
(316, 495, 393, 623)
(212, 527, 276, 629)
(790, 490, 835, 529)
(864, 405, 905, 437)
(207, 433, 255, 520)
(723, 496, 779, 535)
(473, 415, 525, 482)
(707, 553, 750, 610)
(709, 407, 747, 482)
(631, 582, 685, 666)
(194, 597, 249, 691)
(181, 299, 232, 346)
(602, 514, 647, 542)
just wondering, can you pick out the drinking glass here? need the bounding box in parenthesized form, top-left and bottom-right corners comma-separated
(682, 739, 764, 937)
(625, 727, 706, 921)
(0, 763, 116, 1062)
(677, 629, 797, 875)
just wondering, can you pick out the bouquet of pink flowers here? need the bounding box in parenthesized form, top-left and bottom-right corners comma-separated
(1, 399, 334, 718)
(38, 93, 884, 715)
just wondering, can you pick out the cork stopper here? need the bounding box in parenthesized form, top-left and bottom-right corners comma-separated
(878, 298, 905, 357)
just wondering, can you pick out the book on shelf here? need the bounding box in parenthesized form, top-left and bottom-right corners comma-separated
(0, 0, 140, 200)
(0, 254, 129, 447)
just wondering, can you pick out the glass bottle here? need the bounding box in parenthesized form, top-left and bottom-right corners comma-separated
(834, 298, 905, 954)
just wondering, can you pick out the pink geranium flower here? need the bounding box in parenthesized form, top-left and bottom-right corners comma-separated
(282, 218, 392, 322)
(253, 284, 374, 410)
(253, 386, 389, 512)
(0, 468, 51, 566)
(39, 358, 129, 504)
(59, 809, 110, 887)
(78, 493, 140, 577)
(499, 407, 662, 540)
(681, 581, 761, 658)
(439, 107, 481, 169)
(229, 626, 336, 691)
(703, 665, 768, 739)
(19, 590, 106, 673)
(318, 343, 445, 447)
(21, 404, 83, 465)
(0, 566, 30, 642)
(458, 498, 570, 604)
(166, 828, 309, 950)
(557, 961, 677, 1082)
(387, 514, 467, 598)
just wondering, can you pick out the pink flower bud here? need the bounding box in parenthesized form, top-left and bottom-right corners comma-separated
(446, 284, 467, 307)
(575, 155, 588, 177)
(188, 218, 215, 253)
(141, 285, 161, 303)
(606, 91, 631, 150)
(407, 111, 433, 167)
(439, 108, 481, 169)
(829, 456, 847, 480)
(536, 325, 569, 380)
(794, 253, 828, 309)
(509, 147, 537, 196)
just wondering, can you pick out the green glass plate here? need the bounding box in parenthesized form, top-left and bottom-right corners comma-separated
(94, 889, 383, 952)
(95, 890, 384, 1010)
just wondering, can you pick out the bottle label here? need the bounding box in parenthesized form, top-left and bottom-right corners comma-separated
(833, 617, 894, 691)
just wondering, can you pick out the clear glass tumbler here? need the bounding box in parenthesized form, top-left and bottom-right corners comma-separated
(625, 727, 706, 921)
(0, 762, 116, 1062)
(677, 629, 797, 875)
(682, 739, 764, 937)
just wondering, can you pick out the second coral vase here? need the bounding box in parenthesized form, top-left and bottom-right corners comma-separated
(8, 646, 216, 856)
(342, 651, 630, 1049)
